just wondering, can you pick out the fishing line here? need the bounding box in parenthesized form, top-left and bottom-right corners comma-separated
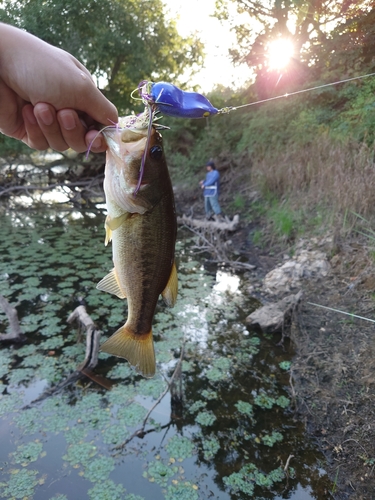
(307, 302, 375, 324)
(216, 71, 375, 115)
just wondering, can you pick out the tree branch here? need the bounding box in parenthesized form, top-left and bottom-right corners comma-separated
(0, 294, 25, 342)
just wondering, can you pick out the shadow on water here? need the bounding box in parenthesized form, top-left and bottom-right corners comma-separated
(0, 207, 333, 499)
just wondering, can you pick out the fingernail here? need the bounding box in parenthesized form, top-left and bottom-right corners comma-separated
(39, 107, 54, 126)
(60, 112, 76, 131)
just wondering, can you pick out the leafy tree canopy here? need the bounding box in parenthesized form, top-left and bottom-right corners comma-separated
(0, 0, 204, 113)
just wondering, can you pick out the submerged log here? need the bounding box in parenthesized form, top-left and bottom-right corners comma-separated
(0, 294, 26, 342)
(177, 214, 240, 232)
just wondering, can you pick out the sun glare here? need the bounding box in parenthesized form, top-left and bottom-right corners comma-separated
(267, 39, 294, 70)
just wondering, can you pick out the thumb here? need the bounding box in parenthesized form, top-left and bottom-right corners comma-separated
(78, 85, 118, 127)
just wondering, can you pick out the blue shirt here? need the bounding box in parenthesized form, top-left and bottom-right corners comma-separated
(202, 170, 220, 197)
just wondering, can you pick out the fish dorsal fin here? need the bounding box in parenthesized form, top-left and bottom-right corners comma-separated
(100, 326, 156, 378)
(161, 262, 178, 307)
(104, 213, 130, 246)
(96, 268, 126, 299)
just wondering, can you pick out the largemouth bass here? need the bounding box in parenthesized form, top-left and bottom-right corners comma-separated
(97, 116, 178, 378)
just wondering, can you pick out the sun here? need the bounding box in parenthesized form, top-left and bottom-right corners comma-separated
(267, 39, 294, 70)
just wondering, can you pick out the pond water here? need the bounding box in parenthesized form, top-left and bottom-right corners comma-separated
(0, 207, 332, 500)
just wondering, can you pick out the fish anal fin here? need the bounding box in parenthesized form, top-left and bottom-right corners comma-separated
(96, 268, 126, 299)
(100, 325, 156, 378)
(161, 262, 178, 307)
(104, 213, 130, 246)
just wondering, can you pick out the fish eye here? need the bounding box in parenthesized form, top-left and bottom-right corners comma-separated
(149, 145, 163, 160)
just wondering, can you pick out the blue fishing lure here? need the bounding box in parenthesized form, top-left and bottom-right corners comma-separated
(139, 81, 219, 119)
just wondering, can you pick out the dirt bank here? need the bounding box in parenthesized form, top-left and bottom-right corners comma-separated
(176, 189, 375, 499)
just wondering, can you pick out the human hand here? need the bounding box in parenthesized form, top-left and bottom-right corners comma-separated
(0, 23, 118, 152)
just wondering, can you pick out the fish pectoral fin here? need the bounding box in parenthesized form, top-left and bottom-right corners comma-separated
(161, 262, 178, 307)
(104, 213, 130, 246)
(100, 326, 156, 378)
(96, 268, 126, 299)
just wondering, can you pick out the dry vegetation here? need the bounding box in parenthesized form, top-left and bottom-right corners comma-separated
(252, 135, 375, 219)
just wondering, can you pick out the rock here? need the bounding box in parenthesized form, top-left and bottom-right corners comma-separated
(246, 291, 303, 333)
(263, 249, 330, 294)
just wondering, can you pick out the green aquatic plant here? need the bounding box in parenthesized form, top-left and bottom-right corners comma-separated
(188, 400, 207, 414)
(0, 468, 39, 499)
(235, 400, 254, 417)
(205, 356, 232, 382)
(165, 435, 195, 461)
(83, 456, 115, 483)
(202, 435, 220, 460)
(261, 431, 284, 447)
(0, 350, 13, 378)
(62, 442, 97, 468)
(223, 463, 285, 495)
(137, 378, 166, 399)
(0, 211, 329, 499)
(117, 402, 148, 427)
(195, 411, 216, 427)
(143, 459, 177, 486)
(276, 395, 291, 408)
(0, 392, 22, 417)
(200, 389, 217, 400)
(165, 481, 199, 500)
(14, 408, 42, 435)
(13, 441, 44, 466)
(254, 392, 276, 409)
(88, 479, 126, 500)
(279, 360, 292, 370)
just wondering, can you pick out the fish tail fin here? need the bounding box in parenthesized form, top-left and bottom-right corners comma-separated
(100, 325, 155, 378)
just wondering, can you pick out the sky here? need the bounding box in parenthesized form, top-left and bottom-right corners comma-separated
(162, 0, 253, 92)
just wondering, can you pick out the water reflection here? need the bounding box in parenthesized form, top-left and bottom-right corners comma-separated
(214, 270, 241, 294)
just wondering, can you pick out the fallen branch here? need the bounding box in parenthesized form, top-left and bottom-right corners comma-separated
(113, 344, 185, 451)
(67, 305, 102, 370)
(24, 305, 109, 408)
(177, 214, 239, 232)
(0, 294, 26, 342)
